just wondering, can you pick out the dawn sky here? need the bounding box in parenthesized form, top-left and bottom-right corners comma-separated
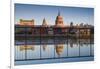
(15, 4, 94, 25)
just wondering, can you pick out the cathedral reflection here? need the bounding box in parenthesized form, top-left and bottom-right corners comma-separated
(55, 44, 64, 56)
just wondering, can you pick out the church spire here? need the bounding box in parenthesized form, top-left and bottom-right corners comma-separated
(42, 18, 48, 26)
(43, 18, 46, 23)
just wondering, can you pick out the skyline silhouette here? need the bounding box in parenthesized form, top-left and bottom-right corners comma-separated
(15, 4, 94, 25)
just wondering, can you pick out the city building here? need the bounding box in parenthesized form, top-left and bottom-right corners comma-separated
(19, 19, 34, 25)
(15, 11, 94, 39)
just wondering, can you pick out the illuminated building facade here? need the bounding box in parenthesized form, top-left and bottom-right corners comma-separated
(15, 12, 94, 40)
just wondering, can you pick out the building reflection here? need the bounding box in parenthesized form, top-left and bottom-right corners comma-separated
(42, 45, 47, 51)
(69, 39, 79, 48)
(79, 39, 90, 47)
(55, 44, 64, 56)
(18, 38, 91, 52)
(70, 42, 73, 48)
(20, 45, 35, 51)
(15, 38, 94, 60)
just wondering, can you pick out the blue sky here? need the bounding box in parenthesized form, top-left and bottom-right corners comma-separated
(15, 3, 94, 25)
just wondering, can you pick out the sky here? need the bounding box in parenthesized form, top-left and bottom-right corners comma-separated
(15, 3, 94, 25)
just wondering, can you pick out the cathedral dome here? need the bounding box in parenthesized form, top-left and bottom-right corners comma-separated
(55, 11, 64, 27)
(56, 16, 63, 19)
